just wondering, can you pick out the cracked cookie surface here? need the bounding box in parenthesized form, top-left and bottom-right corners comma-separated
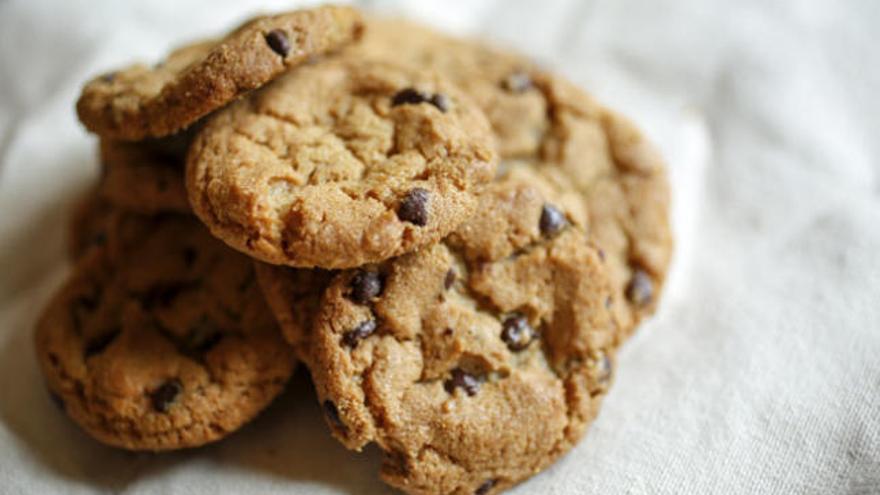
(76, 5, 364, 140)
(357, 20, 672, 340)
(37, 211, 295, 451)
(261, 169, 617, 494)
(187, 57, 497, 269)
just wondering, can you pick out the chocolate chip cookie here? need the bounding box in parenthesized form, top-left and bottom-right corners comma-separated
(98, 133, 191, 214)
(356, 20, 672, 340)
(37, 212, 296, 451)
(76, 5, 364, 140)
(515, 73, 673, 340)
(261, 169, 617, 494)
(187, 57, 497, 269)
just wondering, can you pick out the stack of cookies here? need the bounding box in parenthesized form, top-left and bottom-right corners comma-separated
(36, 5, 672, 495)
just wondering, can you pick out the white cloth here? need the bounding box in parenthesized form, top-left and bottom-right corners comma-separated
(1, 0, 878, 493)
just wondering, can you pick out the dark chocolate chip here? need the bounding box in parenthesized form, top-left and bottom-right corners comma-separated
(265, 29, 291, 57)
(397, 188, 430, 226)
(84, 329, 120, 358)
(182, 247, 197, 267)
(500, 314, 536, 351)
(444, 368, 480, 396)
(89, 231, 107, 248)
(539, 204, 567, 237)
(625, 268, 654, 307)
(342, 319, 377, 348)
(444, 268, 456, 290)
(150, 379, 182, 413)
(71, 295, 99, 331)
(392, 88, 431, 106)
(48, 390, 65, 411)
(143, 282, 198, 309)
(100, 72, 116, 83)
(348, 270, 383, 304)
(502, 71, 532, 93)
(187, 320, 223, 354)
(323, 400, 347, 432)
(475, 479, 497, 495)
(429, 93, 451, 112)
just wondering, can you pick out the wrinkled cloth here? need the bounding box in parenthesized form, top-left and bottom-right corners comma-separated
(0, 0, 877, 493)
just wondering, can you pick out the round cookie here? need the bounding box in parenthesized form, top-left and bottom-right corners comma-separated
(355, 20, 672, 340)
(514, 73, 673, 340)
(263, 170, 617, 494)
(187, 57, 497, 269)
(36, 212, 296, 451)
(98, 133, 191, 214)
(76, 5, 364, 140)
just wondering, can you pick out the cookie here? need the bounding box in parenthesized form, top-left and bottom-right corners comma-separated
(512, 73, 673, 340)
(355, 20, 672, 340)
(260, 170, 617, 494)
(36, 211, 296, 451)
(76, 5, 364, 140)
(98, 133, 191, 214)
(187, 57, 497, 269)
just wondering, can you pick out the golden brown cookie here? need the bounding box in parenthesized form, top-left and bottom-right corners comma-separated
(356, 20, 672, 340)
(516, 73, 673, 340)
(259, 169, 617, 494)
(76, 5, 364, 140)
(37, 212, 295, 451)
(187, 57, 497, 269)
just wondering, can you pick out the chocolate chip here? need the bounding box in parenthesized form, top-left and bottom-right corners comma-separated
(323, 400, 346, 432)
(348, 270, 383, 304)
(187, 320, 223, 354)
(597, 248, 606, 261)
(397, 188, 430, 226)
(84, 330, 119, 357)
(342, 319, 377, 348)
(392, 88, 431, 106)
(625, 268, 653, 307)
(444, 269, 456, 290)
(539, 204, 567, 237)
(150, 379, 182, 413)
(500, 314, 536, 351)
(48, 390, 65, 411)
(475, 479, 497, 495)
(444, 368, 480, 396)
(89, 231, 107, 247)
(429, 93, 451, 112)
(71, 295, 99, 331)
(182, 247, 197, 267)
(100, 72, 116, 83)
(502, 71, 532, 92)
(265, 29, 290, 57)
(392, 88, 449, 112)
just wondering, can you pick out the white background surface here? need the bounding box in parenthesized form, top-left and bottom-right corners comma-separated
(1, 0, 878, 493)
